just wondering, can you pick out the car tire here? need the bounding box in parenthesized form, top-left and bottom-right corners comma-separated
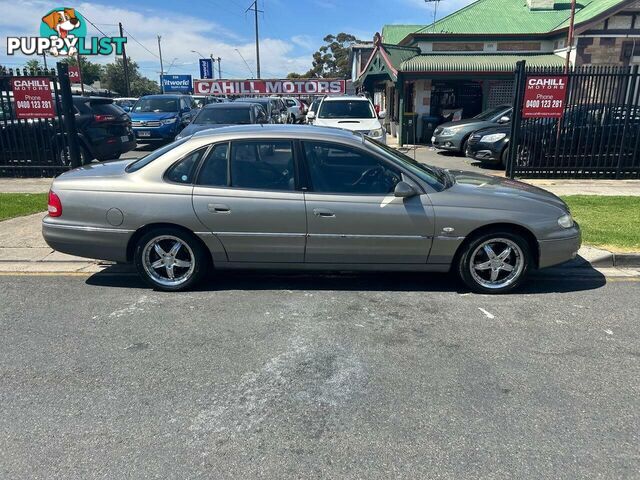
(457, 230, 532, 294)
(460, 137, 471, 156)
(134, 227, 209, 292)
(500, 147, 510, 169)
(59, 144, 90, 166)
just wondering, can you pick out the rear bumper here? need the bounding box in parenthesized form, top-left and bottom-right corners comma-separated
(538, 230, 582, 269)
(42, 220, 133, 263)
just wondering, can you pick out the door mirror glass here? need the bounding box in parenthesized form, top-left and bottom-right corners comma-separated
(498, 115, 510, 124)
(306, 111, 316, 120)
(394, 181, 417, 198)
(378, 110, 387, 119)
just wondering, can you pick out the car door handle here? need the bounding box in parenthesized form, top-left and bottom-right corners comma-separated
(208, 203, 230, 214)
(313, 208, 335, 218)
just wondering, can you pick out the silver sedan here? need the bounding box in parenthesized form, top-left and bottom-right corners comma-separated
(43, 125, 581, 293)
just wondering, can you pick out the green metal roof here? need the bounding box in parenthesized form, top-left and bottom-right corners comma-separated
(400, 53, 565, 73)
(382, 25, 426, 45)
(412, 0, 627, 36)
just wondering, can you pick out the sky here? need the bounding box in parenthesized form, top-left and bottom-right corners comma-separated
(0, 0, 476, 81)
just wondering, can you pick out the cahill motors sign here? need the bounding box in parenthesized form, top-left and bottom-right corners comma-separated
(194, 79, 346, 96)
(522, 76, 568, 119)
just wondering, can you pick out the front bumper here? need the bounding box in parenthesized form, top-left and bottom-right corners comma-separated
(465, 144, 502, 164)
(132, 123, 179, 142)
(538, 226, 582, 269)
(432, 134, 463, 151)
(42, 220, 133, 263)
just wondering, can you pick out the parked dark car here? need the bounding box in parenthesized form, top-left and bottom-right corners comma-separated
(130, 95, 197, 144)
(0, 96, 136, 167)
(432, 105, 512, 153)
(465, 124, 511, 168)
(175, 102, 268, 140)
(235, 97, 279, 124)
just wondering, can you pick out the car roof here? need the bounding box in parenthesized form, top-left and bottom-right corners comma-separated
(202, 103, 253, 109)
(322, 96, 370, 102)
(190, 124, 361, 142)
(140, 94, 185, 99)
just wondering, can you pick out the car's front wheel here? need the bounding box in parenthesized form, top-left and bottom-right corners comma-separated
(134, 228, 208, 291)
(457, 231, 532, 294)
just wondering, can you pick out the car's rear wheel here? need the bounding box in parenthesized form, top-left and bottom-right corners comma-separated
(134, 228, 208, 291)
(457, 231, 532, 294)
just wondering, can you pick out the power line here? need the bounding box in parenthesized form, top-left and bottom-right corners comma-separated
(122, 28, 160, 59)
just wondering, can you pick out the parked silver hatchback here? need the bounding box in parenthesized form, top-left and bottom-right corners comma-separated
(43, 125, 580, 293)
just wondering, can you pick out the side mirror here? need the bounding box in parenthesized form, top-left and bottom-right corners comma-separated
(307, 111, 316, 120)
(498, 116, 510, 124)
(394, 181, 417, 198)
(378, 110, 387, 119)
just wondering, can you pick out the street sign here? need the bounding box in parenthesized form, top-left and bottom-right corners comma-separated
(193, 79, 346, 96)
(199, 58, 214, 79)
(522, 76, 568, 118)
(162, 74, 193, 93)
(68, 66, 81, 84)
(11, 77, 55, 119)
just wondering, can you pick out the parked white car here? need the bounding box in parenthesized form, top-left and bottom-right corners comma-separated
(309, 96, 386, 143)
(283, 97, 303, 123)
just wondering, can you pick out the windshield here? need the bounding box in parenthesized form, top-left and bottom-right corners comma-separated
(194, 107, 252, 124)
(319, 100, 375, 119)
(364, 137, 447, 191)
(474, 106, 509, 121)
(310, 99, 321, 112)
(125, 137, 191, 173)
(132, 98, 179, 113)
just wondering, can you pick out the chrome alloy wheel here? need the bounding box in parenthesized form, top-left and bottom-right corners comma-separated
(142, 235, 195, 288)
(469, 238, 525, 290)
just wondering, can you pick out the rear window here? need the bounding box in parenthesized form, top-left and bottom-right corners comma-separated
(194, 107, 251, 125)
(89, 102, 123, 115)
(126, 137, 191, 173)
(319, 100, 375, 119)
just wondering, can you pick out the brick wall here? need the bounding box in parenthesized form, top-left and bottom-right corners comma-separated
(576, 36, 635, 66)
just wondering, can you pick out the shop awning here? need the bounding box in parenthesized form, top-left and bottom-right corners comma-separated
(400, 53, 565, 73)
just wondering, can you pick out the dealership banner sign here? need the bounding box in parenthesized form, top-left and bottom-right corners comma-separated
(11, 77, 55, 119)
(194, 79, 346, 96)
(162, 74, 193, 93)
(199, 59, 214, 79)
(522, 76, 568, 119)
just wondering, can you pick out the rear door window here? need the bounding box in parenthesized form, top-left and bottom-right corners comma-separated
(230, 140, 295, 191)
(165, 147, 208, 184)
(197, 143, 229, 187)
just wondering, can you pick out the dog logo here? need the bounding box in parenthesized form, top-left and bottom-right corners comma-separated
(40, 7, 86, 56)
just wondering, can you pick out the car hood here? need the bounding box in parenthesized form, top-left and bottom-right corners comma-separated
(438, 118, 493, 132)
(448, 170, 568, 211)
(473, 124, 511, 136)
(130, 112, 177, 121)
(314, 117, 382, 131)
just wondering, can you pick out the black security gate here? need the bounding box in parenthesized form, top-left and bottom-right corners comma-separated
(508, 61, 640, 179)
(0, 63, 81, 177)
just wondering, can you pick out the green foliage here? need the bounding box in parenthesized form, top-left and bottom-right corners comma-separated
(305, 33, 359, 79)
(100, 58, 160, 96)
(0, 194, 48, 221)
(562, 195, 640, 251)
(60, 56, 103, 85)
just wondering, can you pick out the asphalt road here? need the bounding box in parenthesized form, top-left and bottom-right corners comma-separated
(1, 270, 639, 479)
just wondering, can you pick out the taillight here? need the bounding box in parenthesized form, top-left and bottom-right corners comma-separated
(94, 114, 116, 122)
(48, 190, 62, 217)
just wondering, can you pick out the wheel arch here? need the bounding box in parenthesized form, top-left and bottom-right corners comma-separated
(452, 222, 540, 270)
(126, 222, 213, 267)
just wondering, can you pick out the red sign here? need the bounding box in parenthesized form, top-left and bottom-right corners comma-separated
(522, 75, 568, 118)
(194, 79, 346, 96)
(11, 77, 55, 119)
(68, 66, 81, 84)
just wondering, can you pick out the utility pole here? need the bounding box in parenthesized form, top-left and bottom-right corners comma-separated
(119, 22, 130, 96)
(158, 35, 165, 93)
(246, 0, 262, 79)
(42, 53, 48, 70)
(565, 0, 577, 72)
(217, 57, 222, 79)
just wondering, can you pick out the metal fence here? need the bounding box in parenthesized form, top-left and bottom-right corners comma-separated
(0, 64, 80, 177)
(508, 62, 640, 179)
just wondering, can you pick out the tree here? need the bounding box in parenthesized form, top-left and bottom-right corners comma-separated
(24, 59, 44, 71)
(60, 56, 103, 85)
(101, 57, 159, 96)
(287, 72, 303, 79)
(304, 33, 359, 79)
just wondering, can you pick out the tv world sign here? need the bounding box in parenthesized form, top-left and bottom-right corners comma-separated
(194, 79, 346, 96)
(162, 74, 193, 93)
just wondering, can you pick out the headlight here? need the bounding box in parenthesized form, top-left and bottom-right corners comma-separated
(161, 117, 177, 125)
(557, 214, 574, 229)
(480, 133, 507, 143)
(369, 129, 383, 137)
(440, 128, 457, 136)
